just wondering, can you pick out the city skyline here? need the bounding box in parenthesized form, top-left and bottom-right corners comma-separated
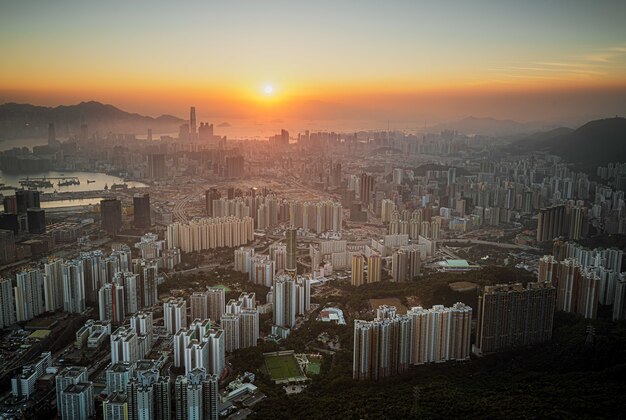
(1, 1, 626, 127)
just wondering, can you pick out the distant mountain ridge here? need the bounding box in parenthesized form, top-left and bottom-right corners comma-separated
(0, 101, 184, 139)
(432, 116, 556, 137)
(509, 117, 626, 166)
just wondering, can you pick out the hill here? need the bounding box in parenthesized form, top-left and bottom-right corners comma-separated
(510, 117, 626, 166)
(0, 101, 184, 139)
(432, 116, 551, 137)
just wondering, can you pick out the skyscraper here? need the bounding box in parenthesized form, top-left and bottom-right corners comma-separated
(0, 278, 16, 329)
(190, 291, 209, 321)
(103, 392, 129, 420)
(476, 282, 556, 354)
(351, 254, 365, 287)
(48, 122, 58, 147)
(352, 311, 411, 381)
(59, 383, 94, 420)
(15, 268, 44, 322)
(148, 154, 166, 180)
(133, 194, 151, 229)
(164, 297, 187, 335)
(175, 368, 219, 420)
(26, 208, 46, 234)
(44, 257, 64, 312)
(126, 369, 171, 420)
(207, 287, 225, 323)
(99, 282, 126, 324)
(189, 106, 197, 140)
(55, 366, 88, 416)
(286, 227, 297, 277)
(15, 190, 40, 214)
(273, 274, 297, 329)
(62, 259, 86, 314)
(0, 229, 16, 266)
(100, 198, 122, 235)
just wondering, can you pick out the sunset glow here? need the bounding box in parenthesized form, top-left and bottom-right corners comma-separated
(0, 0, 625, 126)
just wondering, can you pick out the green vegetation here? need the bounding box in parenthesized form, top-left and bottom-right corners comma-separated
(264, 353, 303, 381)
(250, 313, 626, 419)
(336, 266, 535, 315)
(306, 360, 321, 375)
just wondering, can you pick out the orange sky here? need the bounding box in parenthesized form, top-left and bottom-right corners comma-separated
(1, 1, 626, 125)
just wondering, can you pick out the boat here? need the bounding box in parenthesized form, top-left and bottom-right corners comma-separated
(87, 180, 95, 183)
(104, 184, 109, 190)
(110, 183, 128, 191)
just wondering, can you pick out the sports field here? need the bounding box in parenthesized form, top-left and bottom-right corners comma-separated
(264, 353, 302, 381)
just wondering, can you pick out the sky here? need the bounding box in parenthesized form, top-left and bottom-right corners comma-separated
(1, 0, 626, 128)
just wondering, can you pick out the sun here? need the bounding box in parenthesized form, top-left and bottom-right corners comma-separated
(264, 84, 273, 95)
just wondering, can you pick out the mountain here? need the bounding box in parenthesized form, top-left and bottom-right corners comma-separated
(0, 101, 185, 139)
(432, 116, 553, 137)
(509, 117, 626, 166)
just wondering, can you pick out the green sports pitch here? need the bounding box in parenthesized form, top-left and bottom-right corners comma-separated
(264, 353, 303, 381)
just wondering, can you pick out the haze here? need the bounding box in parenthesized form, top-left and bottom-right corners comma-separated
(1, 0, 626, 128)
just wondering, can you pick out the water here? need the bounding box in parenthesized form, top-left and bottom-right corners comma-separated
(0, 170, 146, 196)
(0, 138, 48, 152)
(40, 197, 103, 209)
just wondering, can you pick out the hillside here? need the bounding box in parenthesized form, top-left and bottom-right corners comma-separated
(432, 116, 551, 137)
(508, 117, 626, 166)
(0, 101, 184, 139)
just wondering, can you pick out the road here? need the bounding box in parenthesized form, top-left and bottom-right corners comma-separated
(442, 239, 539, 251)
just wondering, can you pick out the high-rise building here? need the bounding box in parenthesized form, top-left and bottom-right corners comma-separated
(273, 274, 297, 329)
(136, 259, 158, 308)
(175, 368, 219, 420)
(62, 259, 86, 314)
(106, 362, 134, 394)
(0, 229, 16, 265)
(391, 246, 421, 282)
(110, 327, 139, 365)
(114, 271, 140, 315)
(351, 254, 365, 287)
(189, 106, 197, 140)
(476, 282, 556, 354)
(133, 194, 151, 229)
(407, 303, 471, 365)
(3, 196, 18, 214)
(198, 122, 215, 142)
(353, 310, 411, 381)
(285, 227, 297, 276)
(240, 308, 259, 349)
(536, 204, 566, 243)
(48, 122, 58, 147)
(99, 282, 126, 324)
(190, 291, 209, 321)
(126, 370, 171, 420)
(359, 173, 375, 203)
(43, 257, 64, 312)
(15, 268, 44, 322)
(555, 258, 599, 319)
(613, 275, 626, 321)
(207, 287, 225, 323)
(26, 208, 46, 233)
(103, 392, 129, 420)
(166, 216, 254, 252)
(15, 190, 40, 214)
(55, 366, 88, 415)
(205, 188, 221, 217)
(59, 383, 94, 420)
(148, 154, 166, 180)
(101, 198, 123, 235)
(164, 297, 187, 335)
(80, 250, 103, 305)
(129, 310, 154, 353)
(0, 278, 16, 328)
(367, 253, 381, 284)
(221, 313, 240, 353)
